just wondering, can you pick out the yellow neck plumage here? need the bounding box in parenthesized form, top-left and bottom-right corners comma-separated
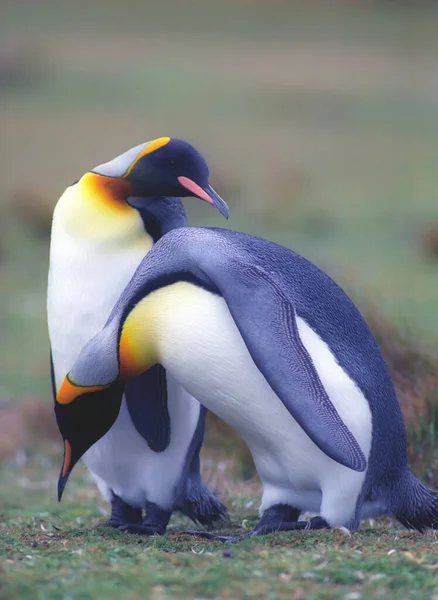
(118, 282, 206, 381)
(119, 292, 161, 379)
(53, 173, 151, 247)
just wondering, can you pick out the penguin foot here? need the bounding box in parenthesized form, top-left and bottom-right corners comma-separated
(98, 519, 130, 529)
(119, 522, 165, 536)
(119, 501, 172, 536)
(183, 505, 329, 543)
(184, 517, 330, 544)
(98, 494, 143, 528)
(251, 516, 330, 535)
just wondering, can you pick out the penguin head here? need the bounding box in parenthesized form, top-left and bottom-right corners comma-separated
(54, 322, 124, 501)
(55, 380, 124, 502)
(92, 137, 229, 219)
(54, 293, 179, 499)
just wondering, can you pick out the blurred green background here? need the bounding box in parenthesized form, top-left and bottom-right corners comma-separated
(2, 0, 438, 406)
(1, 0, 438, 444)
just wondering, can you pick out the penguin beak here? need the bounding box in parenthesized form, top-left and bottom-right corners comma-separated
(177, 176, 229, 219)
(58, 439, 73, 501)
(54, 380, 125, 501)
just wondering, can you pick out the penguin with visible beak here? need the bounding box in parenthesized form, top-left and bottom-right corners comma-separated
(56, 227, 438, 541)
(47, 138, 229, 534)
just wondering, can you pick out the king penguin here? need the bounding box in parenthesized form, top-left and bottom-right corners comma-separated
(47, 138, 229, 534)
(56, 227, 438, 541)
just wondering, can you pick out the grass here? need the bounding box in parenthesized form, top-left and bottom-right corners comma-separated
(1, 455, 438, 600)
(2, 1, 438, 598)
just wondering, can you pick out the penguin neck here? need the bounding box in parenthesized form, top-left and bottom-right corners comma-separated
(136, 198, 188, 243)
(54, 172, 152, 247)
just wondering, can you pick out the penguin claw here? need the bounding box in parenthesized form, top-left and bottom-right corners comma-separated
(106, 494, 143, 528)
(95, 520, 126, 529)
(183, 517, 330, 543)
(119, 522, 166, 536)
(183, 530, 250, 544)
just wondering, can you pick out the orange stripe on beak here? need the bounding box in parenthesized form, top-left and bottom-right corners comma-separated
(62, 439, 72, 476)
(177, 176, 214, 203)
(57, 376, 111, 405)
(177, 176, 229, 218)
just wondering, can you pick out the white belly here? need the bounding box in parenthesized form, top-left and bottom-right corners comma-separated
(150, 283, 373, 525)
(47, 220, 200, 508)
(48, 234, 147, 388)
(82, 377, 200, 508)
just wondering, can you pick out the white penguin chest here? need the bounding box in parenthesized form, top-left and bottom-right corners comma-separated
(48, 234, 151, 389)
(141, 282, 372, 496)
(47, 206, 202, 509)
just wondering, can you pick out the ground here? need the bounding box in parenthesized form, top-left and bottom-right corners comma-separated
(1, 1, 438, 599)
(2, 454, 438, 600)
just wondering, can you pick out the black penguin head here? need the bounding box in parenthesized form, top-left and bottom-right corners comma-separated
(92, 137, 229, 219)
(54, 322, 124, 501)
(55, 380, 124, 501)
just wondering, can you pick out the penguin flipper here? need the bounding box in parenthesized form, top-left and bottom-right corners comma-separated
(125, 364, 171, 452)
(204, 260, 367, 473)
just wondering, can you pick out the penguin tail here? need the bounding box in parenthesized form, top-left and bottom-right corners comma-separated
(174, 474, 229, 527)
(392, 470, 438, 532)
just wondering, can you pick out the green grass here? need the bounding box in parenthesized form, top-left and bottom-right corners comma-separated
(1, 456, 438, 600)
(3, 529, 438, 600)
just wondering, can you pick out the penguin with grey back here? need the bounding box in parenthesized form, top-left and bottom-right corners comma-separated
(56, 226, 438, 541)
(47, 138, 229, 535)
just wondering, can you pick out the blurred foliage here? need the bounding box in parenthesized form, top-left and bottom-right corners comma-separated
(1, 0, 438, 505)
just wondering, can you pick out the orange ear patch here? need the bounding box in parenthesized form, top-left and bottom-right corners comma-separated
(123, 137, 171, 178)
(57, 376, 111, 405)
(81, 173, 133, 212)
(62, 439, 72, 476)
(143, 137, 171, 155)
